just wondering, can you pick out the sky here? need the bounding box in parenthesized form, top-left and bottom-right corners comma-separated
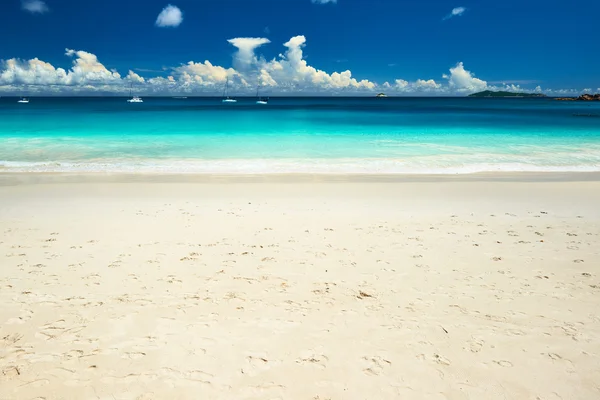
(0, 0, 598, 96)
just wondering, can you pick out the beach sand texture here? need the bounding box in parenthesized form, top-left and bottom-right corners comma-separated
(1, 176, 599, 399)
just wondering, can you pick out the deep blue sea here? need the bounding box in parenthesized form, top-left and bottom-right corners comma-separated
(1, 96, 599, 173)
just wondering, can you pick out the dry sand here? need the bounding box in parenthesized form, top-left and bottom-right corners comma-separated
(1, 174, 599, 399)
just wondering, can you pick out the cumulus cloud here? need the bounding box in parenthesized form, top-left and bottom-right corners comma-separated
(414, 79, 442, 90)
(385, 64, 489, 95)
(64, 49, 122, 84)
(443, 62, 487, 92)
(312, 0, 337, 4)
(156, 5, 183, 28)
(21, 0, 48, 14)
(487, 79, 540, 85)
(0, 49, 121, 88)
(127, 71, 145, 83)
(172, 61, 233, 85)
(0, 36, 586, 96)
(227, 37, 271, 72)
(394, 79, 408, 89)
(443, 6, 466, 20)
(260, 35, 375, 91)
(383, 78, 442, 94)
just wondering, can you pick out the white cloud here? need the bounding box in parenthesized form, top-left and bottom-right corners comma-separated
(227, 37, 271, 72)
(64, 49, 122, 84)
(21, 0, 48, 14)
(0, 49, 121, 88)
(444, 62, 487, 92)
(0, 37, 589, 96)
(260, 35, 376, 91)
(127, 71, 145, 83)
(395, 79, 409, 89)
(0, 58, 66, 86)
(381, 78, 444, 94)
(156, 5, 183, 28)
(443, 6, 466, 20)
(487, 79, 540, 85)
(312, 0, 337, 4)
(414, 79, 442, 90)
(172, 61, 233, 85)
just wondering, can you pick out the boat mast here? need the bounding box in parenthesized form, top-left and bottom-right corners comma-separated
(256, 72, 263, 99)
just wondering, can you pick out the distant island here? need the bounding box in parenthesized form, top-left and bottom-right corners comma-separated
(375, 93, 387, 98)
(555, 93, 600, 101)
(468, 90, 547, 98)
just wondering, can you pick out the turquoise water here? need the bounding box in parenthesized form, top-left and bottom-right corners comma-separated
(1, 97, 600, 173)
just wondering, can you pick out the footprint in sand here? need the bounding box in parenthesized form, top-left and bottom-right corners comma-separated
(493, 360, 513, 367)
(1, 366, 21, 379)
(64, 350, 85, 360)
(362, 356, 392, 375)
(123, 351, 147, 360)
(296, 354, 329, 369)
(545, 353, 575, 371)
(186, 370, 214, 382)
(466, 338, 484, 353)
(5, 311, 33, 326)
(243, 354, 276, 376)
(433, 354, 451, 366)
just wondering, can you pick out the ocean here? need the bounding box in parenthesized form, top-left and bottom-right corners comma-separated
(1, 96, 599, 174)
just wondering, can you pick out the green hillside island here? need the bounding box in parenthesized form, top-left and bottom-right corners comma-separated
(468, 90, 547, 98)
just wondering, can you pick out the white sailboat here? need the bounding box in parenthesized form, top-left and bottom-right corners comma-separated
(256, 78, 268, 105)
(127, 83, 143, 103)
(17, 97, 29, 103)
(222, 77, 237, 103)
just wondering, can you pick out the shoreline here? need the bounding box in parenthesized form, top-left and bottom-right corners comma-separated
(2, 171, 600, 186)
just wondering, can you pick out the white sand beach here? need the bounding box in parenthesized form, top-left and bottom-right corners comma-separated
(1, 173, 599, 399)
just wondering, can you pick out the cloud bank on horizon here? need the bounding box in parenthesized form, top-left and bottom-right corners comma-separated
(0, 35, 583, 96)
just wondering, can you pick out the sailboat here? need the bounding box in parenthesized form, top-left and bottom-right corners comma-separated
(222, 77, 237, 103)
(256, 77, 268, 105)
(17, 97, 29, 103)
(127, 83, 143, 103)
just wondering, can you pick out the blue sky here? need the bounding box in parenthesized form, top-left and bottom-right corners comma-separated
(0, 0, 598, 95)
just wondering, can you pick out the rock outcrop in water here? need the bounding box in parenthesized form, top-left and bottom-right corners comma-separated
(555, 94, 600, 101)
